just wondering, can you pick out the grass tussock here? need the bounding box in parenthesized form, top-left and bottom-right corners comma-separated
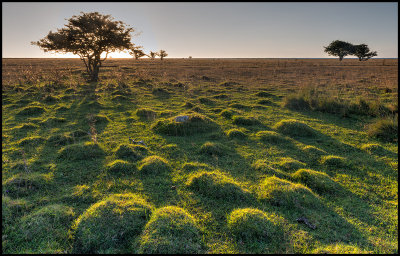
(152, 113, 219, 136)
(226, 128, 248, 139)
(47, 134, 74, 146)
(366, 117, 398, 143)
(199, 141, 228, 157)
(3, 173, 53, 198)
(257, 176, 320, 208)
(256, 130, 290, 144)
(232, 116, 261, 126)
(274, 119, 317, 137)
(106, 160, 135, 174)
(17, 106, 46, 116)
(114, 144, 148, 161)
(227, 208, 284, 246)
(136, 108, 158, 120)
(360, 143, 393, 156)
(139, 206, 204, 254)
(220, 109, 235, 119)
(320, 155, 348, 169)
(138, 156, 171, 175)
(186, 170, 252, 201)
(275, 157, 307, 172)
(291, 169, 342, 195)
(18, 136, 46, 147)
(252, 160, 291, 180)
(70, 193, 153, 253)
(57, 142, 105, 161)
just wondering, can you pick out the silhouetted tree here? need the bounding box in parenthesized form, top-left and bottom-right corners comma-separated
(148, 51, 158, 60)
(32, 12, 135, 82)
(324, 40, 354, 61)
(129, 46, 146, 60)
(353, 44, 377, 61)
(159, 50, 168, 60)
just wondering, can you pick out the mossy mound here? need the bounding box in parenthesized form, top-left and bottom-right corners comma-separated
(152, 113, 219, 136)
(255, 91, 274, 97)
(233, 116, 261, 126)
(92, 114, 110, 124)
(39, 117, 67, 126)
(183, 101, 195, 108)
(15, 123, 39, 131)
(257, 176, 320, 208)
(220, 109, 235, 119)
(229, 103, 251, 110)
(19, 204, 74, 251)
(18, 136, 46, 147)
(136, 108, 158, 120)
(106, 160, 135, 174)
(152, 87, 170, 96)
(257, 99, 275, 106)
(198, 96, 215, 105)
(47, 134, 74, 146)
(252, 160, 291, 180)
(199, 141, 228, 156)
(69, 129, 90, 138)
(71, 193, 153, 254)
(112, 94, 130, 102)
(274, 119, 317, 137)
(3, 173, 53, 198)
(17, 106, 46, 116)
(292, 169, 341, 195)
(302, 145, 327, 158)
(312, 243, 373, 254)
(226, 128, 247, 139)
(227, 208, 283, 244)
(57, 142, 105, 161)
(186, 170, 251, 201)
(43, 95, 59, 103)
(2, 196, 31, 228)
(256, 130, 290, 144)
(114, 144, 148, 161)
(181, 162, 213, 172)
(138, 156, 171, 175)
(320, 155, 348, 169)
(361, 143, 392, 156)
(275, 157, 307, 172)
(139, 206, 204, 254)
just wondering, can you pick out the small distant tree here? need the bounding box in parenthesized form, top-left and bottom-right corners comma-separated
(159, 50, 168, 60)
(31, 12, 135, 82)
(324, 40, 354, 61)
(148, 51, 158, 60)
(352, 44, 377, 61)
(129, 46, 146, 60)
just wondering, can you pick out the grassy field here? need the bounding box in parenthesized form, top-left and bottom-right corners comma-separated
(2, 58, 398, 254)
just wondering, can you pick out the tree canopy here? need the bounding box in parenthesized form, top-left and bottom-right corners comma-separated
(32, 12, 135, 81)
(324, 40, 377, 61)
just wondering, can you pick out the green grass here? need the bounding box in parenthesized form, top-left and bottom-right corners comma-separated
(2, 60, 397, 254)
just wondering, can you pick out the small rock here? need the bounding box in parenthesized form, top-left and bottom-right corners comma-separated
(174, 115, 189, 122)
(296, 217, 316, 230)
(171, 185, 176, 190)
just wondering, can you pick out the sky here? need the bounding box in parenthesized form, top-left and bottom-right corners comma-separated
(2, 2, 398, 58)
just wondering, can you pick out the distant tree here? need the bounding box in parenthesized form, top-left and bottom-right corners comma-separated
(31, 12, 135, 82)
(352, 44, 377, 61)
(324, 40, 354, 61)
(159, 50, 168, 60)
(148, 51, 158, 60)
(129, 46, 146, 60)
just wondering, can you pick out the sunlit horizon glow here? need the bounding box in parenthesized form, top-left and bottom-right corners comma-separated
(2, 2, 398, 58)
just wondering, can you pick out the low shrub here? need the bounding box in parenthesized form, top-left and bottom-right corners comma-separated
(139, 206, 204, 254)
(71, 193, 153, 253)
(274, 119, 317, 137)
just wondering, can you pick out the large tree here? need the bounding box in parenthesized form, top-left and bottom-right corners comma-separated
(32, 12, 135, 82)
(352, 44, 377, 61)
(148, 51, 158, 60)
(324, 40, 354, 61)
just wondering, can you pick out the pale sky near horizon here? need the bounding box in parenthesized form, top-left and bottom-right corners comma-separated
(2, 2, 398, 58)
